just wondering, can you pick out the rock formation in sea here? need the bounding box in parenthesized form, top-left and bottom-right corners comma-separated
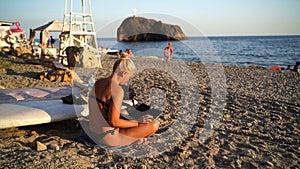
(117, 17, 187, 42)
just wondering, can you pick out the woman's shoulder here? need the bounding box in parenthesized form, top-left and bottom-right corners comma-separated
(112, 82, 124, 92)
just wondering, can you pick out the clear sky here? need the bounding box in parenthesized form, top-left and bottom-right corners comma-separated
(1, 0, 300, 37)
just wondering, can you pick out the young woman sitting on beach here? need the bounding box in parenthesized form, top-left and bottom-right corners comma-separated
(88, 58, 160, 147)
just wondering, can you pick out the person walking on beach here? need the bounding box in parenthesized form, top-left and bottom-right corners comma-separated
(88, 58, 159, 147)
(50, 36, 55, 48)
(164, 42, 174, 61)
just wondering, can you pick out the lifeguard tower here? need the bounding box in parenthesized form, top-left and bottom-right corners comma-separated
(59, 0, 100, 63)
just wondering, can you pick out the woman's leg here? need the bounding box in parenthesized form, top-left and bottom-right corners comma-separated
(119, 120, 159, 138)
(100, 132, 139, 146)
(100, 120, 159, 147)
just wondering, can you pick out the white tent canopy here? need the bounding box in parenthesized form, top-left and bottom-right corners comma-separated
(33, 20, 69, 32)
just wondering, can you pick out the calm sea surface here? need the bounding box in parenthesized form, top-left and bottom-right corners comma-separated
(97, 36, 300, 68)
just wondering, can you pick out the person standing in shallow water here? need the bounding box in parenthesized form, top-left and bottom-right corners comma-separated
(88, 58, 160, 147)
(164, 42, 174, 61)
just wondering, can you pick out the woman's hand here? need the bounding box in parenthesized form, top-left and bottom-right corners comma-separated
(139, 114, 154, 124)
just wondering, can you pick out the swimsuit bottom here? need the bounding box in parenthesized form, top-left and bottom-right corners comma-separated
(89, 128, 135, 150)
(89, 128, 117, 143)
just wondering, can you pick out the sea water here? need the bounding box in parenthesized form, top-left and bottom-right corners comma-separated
(97, 36, 300, 69)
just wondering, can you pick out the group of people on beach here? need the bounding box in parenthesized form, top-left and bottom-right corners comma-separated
(118, 48, 134, 59)
(285, 61, 300, 73)
(46, 36, 55, 48)
(117, 42, 174, 61)
(270, 61, 300, 74)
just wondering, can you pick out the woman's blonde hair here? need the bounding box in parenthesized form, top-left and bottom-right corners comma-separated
(112, 58, 135, 75)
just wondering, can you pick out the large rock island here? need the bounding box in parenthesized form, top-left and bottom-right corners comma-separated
(117, 17, 187, 42)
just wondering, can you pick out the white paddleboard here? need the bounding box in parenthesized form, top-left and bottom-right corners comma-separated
(0, 86, 82, 103)
(0, 84, 160, 129)
(0, 100, 87, 129)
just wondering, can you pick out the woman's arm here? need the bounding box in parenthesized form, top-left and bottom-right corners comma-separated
(108, 86, 139, 128)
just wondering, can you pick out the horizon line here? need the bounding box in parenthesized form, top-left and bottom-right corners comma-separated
(96, 34, 300, 39)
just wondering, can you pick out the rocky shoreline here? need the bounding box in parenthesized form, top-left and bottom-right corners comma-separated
(0, 51, 299, 168)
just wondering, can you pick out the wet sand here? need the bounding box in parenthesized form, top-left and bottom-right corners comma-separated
(0, 51, 299, 168)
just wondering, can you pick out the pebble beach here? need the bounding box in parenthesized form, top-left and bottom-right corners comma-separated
(0, 51, 299, 168)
